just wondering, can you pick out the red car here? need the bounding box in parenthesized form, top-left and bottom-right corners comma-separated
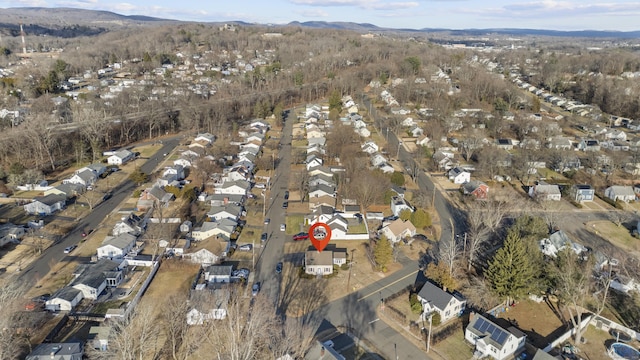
(293, 232, 309, 241)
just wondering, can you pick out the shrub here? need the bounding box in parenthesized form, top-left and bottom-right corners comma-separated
(298, 267, 314, 279)
(133, 189, 141, 198)
(409, 293, 423, 314)
(431, 312, 441, 327)
(340, 263, 349, 271)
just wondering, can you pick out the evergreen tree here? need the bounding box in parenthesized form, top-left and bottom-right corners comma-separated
(410, 209, 431, 228)
(374, 236, 393, 272)
(399, 209, 412, 221)
(390, 171, 405, 186)
(328, 90, 342, 112)
(485, 231, 534, 305)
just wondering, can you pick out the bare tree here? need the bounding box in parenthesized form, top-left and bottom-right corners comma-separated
(89, 303, 161, 360)
(607, 210, 632, 228)
(292, 170, 309, 203)
(0, 282, 30, 360)
(161, 293, 204, 360)
(550, 249, 593, 344)
(439, 231, 462, 278)
(349, 170, 389, 212)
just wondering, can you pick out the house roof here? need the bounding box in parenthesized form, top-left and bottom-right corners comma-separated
(385, 219, 416, 237)
(53, 183, 84, 196)
(74, 169, 97, 183)
(535, 184, 561, 195)
(462, 180, 487, 193)
(73, 259, 121, 289)
(467, 314, 522, 350)
(26, 342, 83, 360)
(34, 194, 66, 206)
(306, 249, 334, 267)
(207, 204, 242, 218)
(418, 281, 464, 311)
(51, 287, 82, 302)
(309, 183, 335, 195)
(309, 173, 334, 185)
(206, 264, 233, 276)
(448, 167, 468, 177)
(101, 233, 137, 250)
(113, 149, 133, 159)
(206, 193, 245, 204)
(573, 184, 593, 191)
(221, 180, 250, 190)
(314, 205, 335, 216)
(607, 185, 635, 197)
(147, 186, 168, 201)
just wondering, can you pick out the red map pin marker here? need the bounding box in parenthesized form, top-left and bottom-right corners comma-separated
(309, 222, 331, 252)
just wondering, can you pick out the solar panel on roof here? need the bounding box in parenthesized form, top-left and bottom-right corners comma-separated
(473, 318, 485, 332)
(479, 319, 491, 333)
(496, 331, 508, 344)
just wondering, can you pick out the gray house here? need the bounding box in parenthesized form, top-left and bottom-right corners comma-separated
(570, 184, 595, 202)
(605, 185, 636, 202)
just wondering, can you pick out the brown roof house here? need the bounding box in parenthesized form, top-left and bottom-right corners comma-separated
(379, 219, 416, 244)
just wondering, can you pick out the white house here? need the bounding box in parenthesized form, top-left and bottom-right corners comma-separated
(448, 167, 470, 184)
(24, 194, 66, 215)
(391, 196, 413, 217)
(45, 287, 83, 312)
(97, 233, 137, 260)
(304, 248, 346, 275)
(528, 183, 561, 201)
(417, 281, 466, 323)
(379, 219, 416, 244)
(0, 223, 25, 248)
(184, 248, 221, 267)
(191, 219, 237, 241)
(107, 149, 134, 165)
(361, 141, 379, 155)
(605, 185, 636, 202)
(539, 230, 587, 258)
(465, 313, 526, 360)
(64, 169, 98, 187)
(214, 180, 250, 196)
(205, 265, 233, 283)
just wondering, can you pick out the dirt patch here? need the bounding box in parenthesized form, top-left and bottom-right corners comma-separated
(138, 260, 200, 316)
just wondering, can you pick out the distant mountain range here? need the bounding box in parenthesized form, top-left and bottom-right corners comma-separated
(1, 7, 639, 39)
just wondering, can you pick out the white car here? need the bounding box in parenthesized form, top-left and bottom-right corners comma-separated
(238, 244, 252, 251)
(255, 183, 266, 189)
(280, 224, 286, 232)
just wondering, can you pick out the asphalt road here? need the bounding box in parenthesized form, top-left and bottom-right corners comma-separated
(17, 136, 183, 288)
(361, 94, 467, 241)
(254, 110, 295, 303)
(313, 257, 429, 360)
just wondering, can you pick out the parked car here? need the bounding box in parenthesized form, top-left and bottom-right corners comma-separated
(284, 191, 290, 200)
(261, 233, 268, 242)
(264, 218, 270, 225)
(64, 245, 77, 254)
(293, 232, 309, 241)
(252, 282, 261, 296)
(276, 262, 283, 274)
(280, 224, 286, 232)
(233, 268, 250, 278)
(238, 244, 253, 251)
(282, 201, 289, 209)
(255, 183, 266, 189)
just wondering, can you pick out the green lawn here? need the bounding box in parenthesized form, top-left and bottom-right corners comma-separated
(286, 215, 306, 235)
(347, 221, 367, 234)
(433, 330, 474, 360)
(292, 139, 308, 147)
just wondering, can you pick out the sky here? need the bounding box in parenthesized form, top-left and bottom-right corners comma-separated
(1, 0, 640, 31)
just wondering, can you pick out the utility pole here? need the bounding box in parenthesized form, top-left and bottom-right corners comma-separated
(427, 314, 433, 353)
(395, 343, 398, 360)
